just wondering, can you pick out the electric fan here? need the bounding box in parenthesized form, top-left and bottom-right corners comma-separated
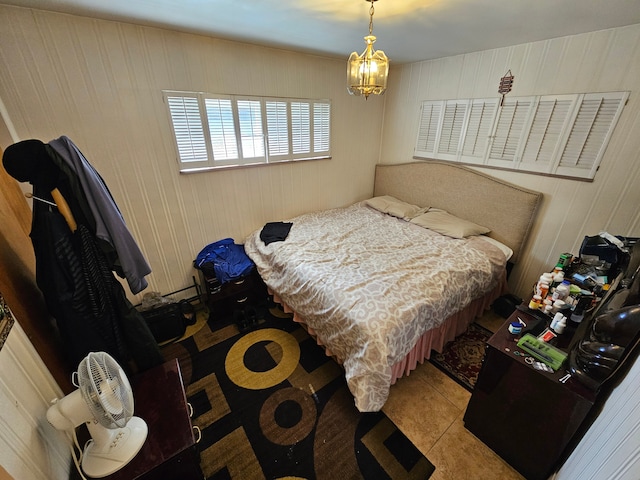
(46, 352, 148, 478)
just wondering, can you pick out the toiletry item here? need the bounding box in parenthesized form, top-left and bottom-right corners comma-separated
(529, 295, 542, 310)
(554, 316, 567, 334)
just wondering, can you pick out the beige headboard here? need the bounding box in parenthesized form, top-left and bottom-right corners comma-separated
(373, 161, 542, 264)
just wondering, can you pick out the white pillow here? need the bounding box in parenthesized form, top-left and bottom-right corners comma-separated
(364, 195, 427, 219)
(477, 236, 514, 261)
(410, 208, 490, 238)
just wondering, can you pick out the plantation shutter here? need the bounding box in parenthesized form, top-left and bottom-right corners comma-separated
(204, 98, 239, 163)
(313, 102, 331, 154)
(519, 95, 576, 173)
(237, 100, 265, 160)
(436, 100, 468, 160)
(291, 102, 311, 157)
(166, 94, 208, 166)
(554, 92, 628, 179)
(415, 101, 443, 158)
(266, 101, 289, 158)
(460, 98, 498, 164)
(412, 91, 627, 180)
(486, 97, 535, 169)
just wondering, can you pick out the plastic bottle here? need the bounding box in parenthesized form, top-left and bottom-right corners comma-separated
(552, 281, 571, 301)
(554, 316, 567, 334)
(537, 273, 553, 295)
(528, 295, 542, 309)
(538, 282, 550, 300)
(552, 299, 566, 314)
(550, 312, 564, 330)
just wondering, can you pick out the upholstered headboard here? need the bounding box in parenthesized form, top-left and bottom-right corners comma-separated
(373, 161, 542, 264)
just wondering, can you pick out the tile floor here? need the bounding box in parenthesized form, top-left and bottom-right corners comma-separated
(382, 310, 526, 480)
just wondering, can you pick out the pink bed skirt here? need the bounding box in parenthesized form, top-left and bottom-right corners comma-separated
(269, 273, 508, 384)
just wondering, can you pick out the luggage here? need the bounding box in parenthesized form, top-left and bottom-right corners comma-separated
(139, 299, 195, 344)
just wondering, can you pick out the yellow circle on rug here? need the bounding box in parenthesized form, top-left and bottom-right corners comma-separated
(226, 328, 300, 390)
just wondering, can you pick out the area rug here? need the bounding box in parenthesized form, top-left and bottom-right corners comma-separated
(161, 311, 435, 480)
(429, 322, 492, 391)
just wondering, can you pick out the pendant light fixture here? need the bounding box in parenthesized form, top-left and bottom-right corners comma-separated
(347, 0, 389, 99)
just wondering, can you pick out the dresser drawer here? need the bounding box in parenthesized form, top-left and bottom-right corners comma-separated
(202, 269, 267, 319)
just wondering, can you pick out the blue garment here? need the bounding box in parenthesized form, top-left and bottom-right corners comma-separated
(195, 238, 254, 284)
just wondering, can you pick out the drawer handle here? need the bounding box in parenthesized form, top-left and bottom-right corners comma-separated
(237, 296, 248, 304)
(187, 402, 194, 418)
(233, 279, 246, 286)
(193, 425, 202, 444)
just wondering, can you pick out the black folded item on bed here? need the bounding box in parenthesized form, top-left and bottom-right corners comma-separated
(260, 221, 293, 245)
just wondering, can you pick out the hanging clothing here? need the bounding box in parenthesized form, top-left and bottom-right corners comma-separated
(47, 136, 151, 295)
(2, 138, 162, 372)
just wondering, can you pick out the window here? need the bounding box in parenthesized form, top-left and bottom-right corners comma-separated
(414, 91, 628, 180)
(164, 91, 331, 171)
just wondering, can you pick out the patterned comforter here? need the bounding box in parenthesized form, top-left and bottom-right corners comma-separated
(244, 202, 507, 411)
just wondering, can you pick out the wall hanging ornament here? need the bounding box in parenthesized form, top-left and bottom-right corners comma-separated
(498, 69, 514, 105)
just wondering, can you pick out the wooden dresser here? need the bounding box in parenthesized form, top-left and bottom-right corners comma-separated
(198, 267, 267, 320)
(463, 309, 596, 480)
(104, 359, 203, 480)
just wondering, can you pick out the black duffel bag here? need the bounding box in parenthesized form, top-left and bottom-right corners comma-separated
(139, 299, 196, 344)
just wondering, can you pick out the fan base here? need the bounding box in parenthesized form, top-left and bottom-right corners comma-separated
(82, 416, 148, 478)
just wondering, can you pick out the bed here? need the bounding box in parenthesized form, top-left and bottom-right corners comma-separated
(244, 161, 542, 411)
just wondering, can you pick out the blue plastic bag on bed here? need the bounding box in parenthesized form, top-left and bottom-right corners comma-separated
(194, 238, 254, 284)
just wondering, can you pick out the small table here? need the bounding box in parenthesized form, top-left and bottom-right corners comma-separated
(463, 309, 596, 480)
(105, 359, 203, 480)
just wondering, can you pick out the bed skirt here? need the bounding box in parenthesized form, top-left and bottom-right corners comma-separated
(269, 272, 508, 384)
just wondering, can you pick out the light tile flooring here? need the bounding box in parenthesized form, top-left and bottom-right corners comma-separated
(382, 311, 526, 480)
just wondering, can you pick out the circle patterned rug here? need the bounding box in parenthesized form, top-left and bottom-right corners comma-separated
(161, 312, 435, 479)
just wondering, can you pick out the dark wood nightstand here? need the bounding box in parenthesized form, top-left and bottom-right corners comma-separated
(104, 359, 203, 480)
(198, 267, 267, 320)
(463, 309, 596, 480)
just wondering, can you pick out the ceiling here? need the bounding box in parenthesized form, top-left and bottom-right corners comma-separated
(4, 0, 640, 64)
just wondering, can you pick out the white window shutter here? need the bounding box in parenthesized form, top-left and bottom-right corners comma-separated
(166, 95, 208, 165)
(415, 101, 443, 158)
(236, 99, 265, 160)
(554, 92, 628, 180)
(313, 102, 331, 154)
(519, 95, 576, 173)
(265, 101, 289, 157)
(486, 97, 535, 169)
(460, 98, 498, 164)
(291, 102, 311, 156)
(436, 100, 468, 161)
(165, 91, 331, 170)
(204, 98, 239, 162)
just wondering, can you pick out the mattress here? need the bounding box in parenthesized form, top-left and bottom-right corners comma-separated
(244, 202, 508, 411)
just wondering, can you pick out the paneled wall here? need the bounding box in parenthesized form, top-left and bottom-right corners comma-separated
(381, 24, 640, 299)
(554, 351, 640, 480)
(0, 320, 69, 480)
(0, 5, 384, 301)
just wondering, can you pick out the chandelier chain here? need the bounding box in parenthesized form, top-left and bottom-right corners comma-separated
(369, 1, 375, 36)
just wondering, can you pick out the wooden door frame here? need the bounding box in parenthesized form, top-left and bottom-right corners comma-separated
(0, 145, 72, 393)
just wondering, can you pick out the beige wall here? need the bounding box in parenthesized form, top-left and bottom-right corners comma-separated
(0, 321, 69, 480)
(381, 24, 640, 299)
(0, 5, 384, 301)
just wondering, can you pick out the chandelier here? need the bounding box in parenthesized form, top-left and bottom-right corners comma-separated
(347, 0, 389, 99)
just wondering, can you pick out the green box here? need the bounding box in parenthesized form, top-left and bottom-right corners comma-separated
(517, 334, 568, 371)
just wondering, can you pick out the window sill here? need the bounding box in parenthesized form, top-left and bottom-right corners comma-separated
(179, 156, 331, 174)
